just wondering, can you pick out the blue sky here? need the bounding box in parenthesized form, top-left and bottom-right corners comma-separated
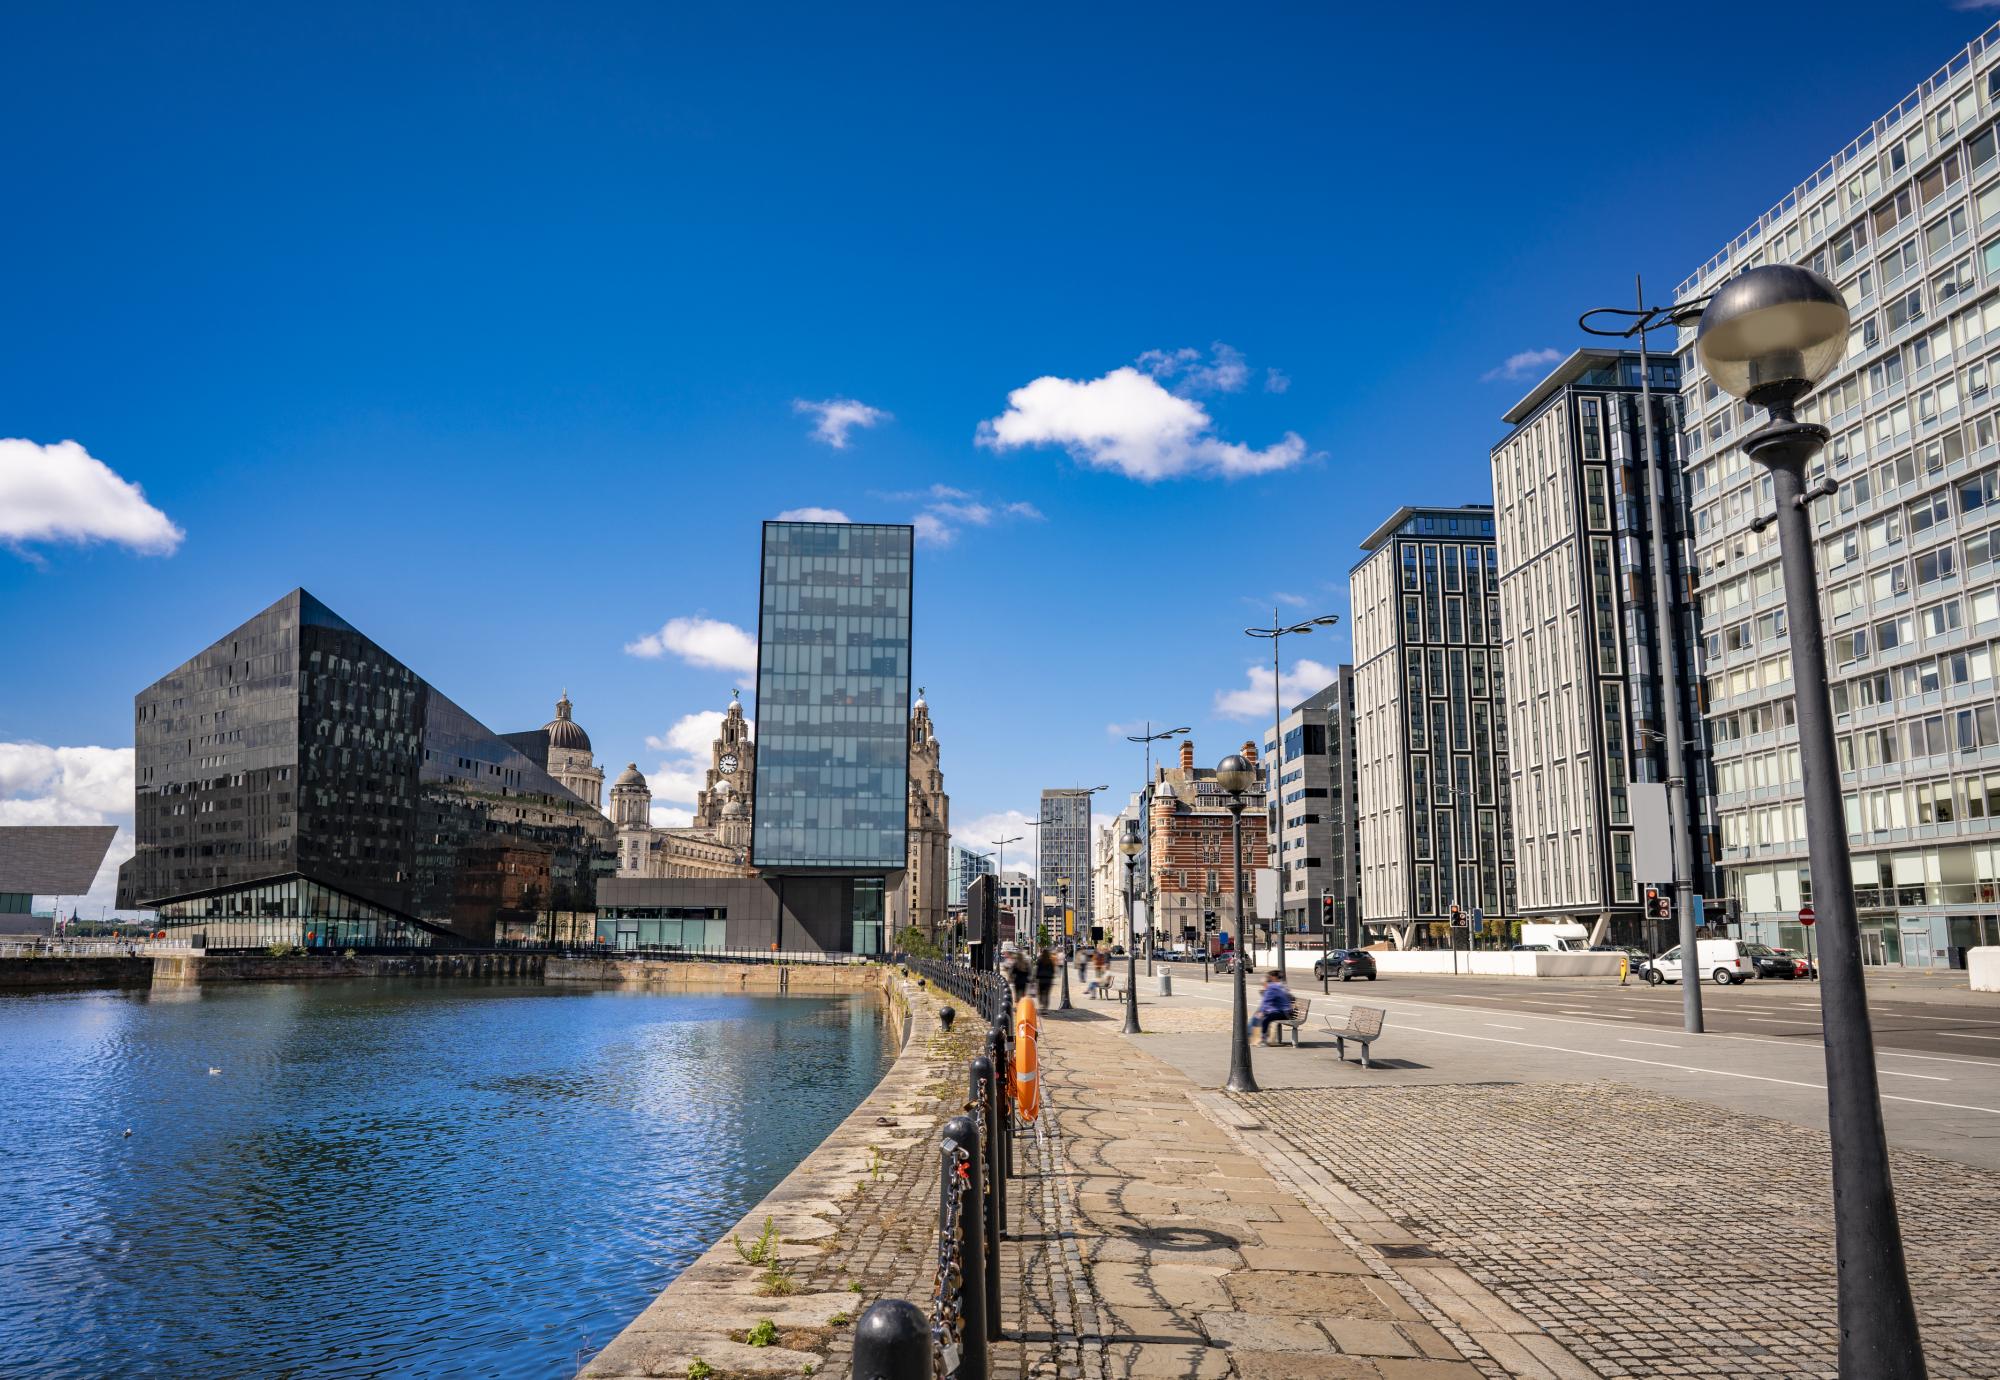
(7, 0, 2000, 906)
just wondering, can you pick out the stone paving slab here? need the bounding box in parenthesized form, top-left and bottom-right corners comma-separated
(1243, 1080, 2000, 1378)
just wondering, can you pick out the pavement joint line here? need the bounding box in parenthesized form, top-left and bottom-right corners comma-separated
(1185, 1088, 1574, 1380)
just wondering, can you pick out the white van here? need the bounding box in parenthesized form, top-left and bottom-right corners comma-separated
(1519, 921, 1589, 952)
(1643, 939, 1755, 986)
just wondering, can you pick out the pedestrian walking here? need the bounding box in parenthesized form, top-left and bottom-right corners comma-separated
(1034, 946, 1056, 1010)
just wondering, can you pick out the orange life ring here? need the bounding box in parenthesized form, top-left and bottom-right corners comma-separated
(1013, 994, 1041, 1123)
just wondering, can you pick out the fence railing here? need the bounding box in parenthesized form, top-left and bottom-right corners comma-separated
(854, 975, 1014, 1378)
(0, 938, 194, 958)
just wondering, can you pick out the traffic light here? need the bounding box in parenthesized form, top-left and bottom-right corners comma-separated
(1321, 892, 1335, 928)
(1724, 897, 1741, 927)
(1644, 887, 1672, 920)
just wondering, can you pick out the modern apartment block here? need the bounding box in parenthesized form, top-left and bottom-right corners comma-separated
(1674, 24, 2000, 966)
(1038, 788, 1096, 938)
(1260, 670, 1362, 942)
(1350, 505, 1514, 935)
(1492, 349, 1714, 949)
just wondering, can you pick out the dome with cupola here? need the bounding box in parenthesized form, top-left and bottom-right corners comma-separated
(543, 690, 591, 752)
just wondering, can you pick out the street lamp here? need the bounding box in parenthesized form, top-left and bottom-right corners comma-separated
(1056, 877, 1073, 1012)
(1119, 819, 1144, 1034)
(1693, 263, 1925, 1378)
(1582, 277, 1712, 1035)
(1215, 752, 1259, 1094)
(1246, 611, 1338, 979)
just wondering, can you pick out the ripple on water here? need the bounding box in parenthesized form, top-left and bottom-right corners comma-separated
(0, 980, 892, 1379)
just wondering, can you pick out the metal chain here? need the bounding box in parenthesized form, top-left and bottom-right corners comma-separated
(929, 1142, 972, 1377)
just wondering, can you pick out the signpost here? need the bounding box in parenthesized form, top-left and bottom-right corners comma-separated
(1800, 904, 1818, 978)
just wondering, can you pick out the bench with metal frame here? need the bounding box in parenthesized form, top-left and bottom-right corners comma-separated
(1269, 997, 1312, 1047)
(1319, 1004, 1387, 1067)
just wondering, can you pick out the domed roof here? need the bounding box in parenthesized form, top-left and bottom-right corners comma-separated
(723, 797, 749, 819)
(543, 691, 591, 753)
(614, 762, 647, 790)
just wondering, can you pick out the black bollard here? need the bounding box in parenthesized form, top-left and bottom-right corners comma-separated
(939, 1005, 956, 1032)
(940, 1115, 989, 1376)
(968, 1055, 1001, 1335)
(985, 1024, 1011, 1206)
(852, 1298, 929, 1380)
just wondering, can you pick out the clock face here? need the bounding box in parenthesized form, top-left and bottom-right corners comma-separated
(719, 753, 739, 774)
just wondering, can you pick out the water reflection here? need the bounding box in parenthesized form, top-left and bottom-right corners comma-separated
(0, 979, 891, 1378)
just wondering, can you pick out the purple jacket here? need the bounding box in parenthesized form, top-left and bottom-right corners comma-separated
(1256, 981, 1294, 1018)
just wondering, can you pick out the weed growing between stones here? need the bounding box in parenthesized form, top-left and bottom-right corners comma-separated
(732, 1217, 779, 1265)
(685, 1360, 712, 1380)
(746, 1320, 777, 1348)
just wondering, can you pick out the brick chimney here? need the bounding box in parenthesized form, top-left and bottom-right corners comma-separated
(1241, 739, 1258, 765)
(1178, 739, 1195, 772)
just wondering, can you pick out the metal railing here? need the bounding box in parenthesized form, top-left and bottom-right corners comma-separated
(853, 1031, 1012, 1380)
(0, 938, 194, 958)
(904, 956, 1011, 1025)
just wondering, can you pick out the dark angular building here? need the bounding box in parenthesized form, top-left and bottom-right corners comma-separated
(0, 826, 119, 929)
(750, 520, 914, 953)
(117, 590, 612, 947)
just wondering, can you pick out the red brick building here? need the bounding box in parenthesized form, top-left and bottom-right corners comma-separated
(1149, 738, 1270, 946)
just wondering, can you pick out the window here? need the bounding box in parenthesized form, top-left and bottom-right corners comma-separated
(1887, 287, 1925, 334)
(1909, 490, 1952, 535)
(1918, 546, 1957, 584)
(1960, 470, 2000, 513)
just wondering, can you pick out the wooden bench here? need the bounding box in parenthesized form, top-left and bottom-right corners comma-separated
(1270, 998, 1312, 1047)
(1319, 1005, 1388, 1067)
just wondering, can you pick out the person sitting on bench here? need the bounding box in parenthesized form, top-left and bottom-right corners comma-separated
(1253, 970, 1295, 1046)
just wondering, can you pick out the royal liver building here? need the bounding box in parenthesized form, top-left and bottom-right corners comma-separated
(1675, 27, 2000, 966)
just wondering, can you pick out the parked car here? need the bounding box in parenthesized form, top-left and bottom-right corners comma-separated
(1314, 948, 1378, 981)
(1742, 942, 1806, 980)
(1640, 939, 1755, 986)
(1510, 943, 1553, 952)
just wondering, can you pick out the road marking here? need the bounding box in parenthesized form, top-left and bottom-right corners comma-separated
(1941, 1033, 2000, 1041)
(1388, 1023, 2000, 1116)
(1485, 1023, 1525, 1030)
(1878, 1069, 1950, 1081)
(1745, 1016, 1821, 1026)
(1620, 1038, 1680, 1048)
(1564, 1010, 1631, 1018)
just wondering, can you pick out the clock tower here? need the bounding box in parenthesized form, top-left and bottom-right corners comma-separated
(694, 690, 755, 830)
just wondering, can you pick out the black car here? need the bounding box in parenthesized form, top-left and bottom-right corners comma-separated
(1744, 943, 1812, 980)
(1314, 948, 1377, 981)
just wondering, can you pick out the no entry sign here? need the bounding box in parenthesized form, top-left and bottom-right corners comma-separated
(1799, 904, 1816, 927)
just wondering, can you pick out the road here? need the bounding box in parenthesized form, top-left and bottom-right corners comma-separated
(1101, 962, 2000, 1169)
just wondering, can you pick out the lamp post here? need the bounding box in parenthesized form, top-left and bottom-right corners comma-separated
(1582, 277, 1710, 1034)
(1215, 753, 1259, 1093)
(1127, 724, 1189, 964)
(1693, 263, 1925, 1378)
(1246, 613, 1338, 978)
(991, 833, 1021, 957)
(1119, 819, 1144, 1034)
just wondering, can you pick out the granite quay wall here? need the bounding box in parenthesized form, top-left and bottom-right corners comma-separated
(0, 956, 153, 990)
(545, 956, 881, 993)
(581, 965, 991, 1380)
(149, 951, 547, 987)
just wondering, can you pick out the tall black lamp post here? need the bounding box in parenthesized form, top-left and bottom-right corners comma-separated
(1119, 819, 1144, 1034)
(1215, 753, 1259, 1093)
(1056, 877, 1074, 1011)
(1694, 263, 1925, 1378)
(1245, 611, 1339, 979)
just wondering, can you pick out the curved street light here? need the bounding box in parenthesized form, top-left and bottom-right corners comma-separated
(1245, 611, 1338, 974)
(1118, 819, 1144, 1035)
(1125, 725, 1189, 961)
(1693, 263, 1925, 1377)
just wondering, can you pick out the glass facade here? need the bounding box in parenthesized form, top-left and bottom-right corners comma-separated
(595, 906, 729, 950)
(118, 589, 612, 945)
(752, 522, 914, 870)
(1038, 790, 1094, 933)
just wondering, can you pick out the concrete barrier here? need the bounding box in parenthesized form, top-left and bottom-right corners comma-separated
(1971, 946, 2000, 992)
(1367, 950, 1624, 978)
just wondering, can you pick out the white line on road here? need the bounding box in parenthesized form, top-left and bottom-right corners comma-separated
(1389, 1023, 2000, 1116)
(1878, 1069, 1950, 1081)
(1941, 1033, 2000, 1041)
(1485, 1023, 1525, 1030)
(1745, 1017, 1822, 1025)
(1619, 1038, 1680, 1048)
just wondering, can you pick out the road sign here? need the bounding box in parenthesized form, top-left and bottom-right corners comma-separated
(1799, 904, 1816, 927)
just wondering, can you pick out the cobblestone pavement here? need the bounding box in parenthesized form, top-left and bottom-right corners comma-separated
(1004, 1008, 1595, 1380)
(1243, 1082, 2000, 1378)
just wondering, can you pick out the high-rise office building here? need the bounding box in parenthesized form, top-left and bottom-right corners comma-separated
(1492, 349, 1713, 949)
(1350, 505, 1513, 935)
(1261, 670, 1361, 941)
(1038, 788, 1096, 937)
(750, 520, 915, 954)
(1675, 28, 2000, 966)
(947, 843, 994, 907)
(117, 589, 612, 947)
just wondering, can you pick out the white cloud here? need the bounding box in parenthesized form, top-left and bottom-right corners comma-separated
(0, 743, 137, 914)
(1264, 368, 1292, 394)
(793, 398, 891, 449)
(0, 439, 184, 556)
(951, 809, 1038, 869)
(1212, 658, 1340, 719)
(912, 513, 953, 547)
(1482, 347, 1565, 383)
(649, 805, 694, 829)
(1136, 342, 1252, 395)
(978, 367, 1309, 482)
(624, 616, 756, 672)
(775, 506, 852, 522)
(638, 707, 753, 808)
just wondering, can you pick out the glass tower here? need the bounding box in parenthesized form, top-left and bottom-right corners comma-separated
(751, 521, 915, 951)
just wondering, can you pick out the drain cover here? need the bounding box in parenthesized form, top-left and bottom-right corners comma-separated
(1377, 1244, 1437, 1259)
